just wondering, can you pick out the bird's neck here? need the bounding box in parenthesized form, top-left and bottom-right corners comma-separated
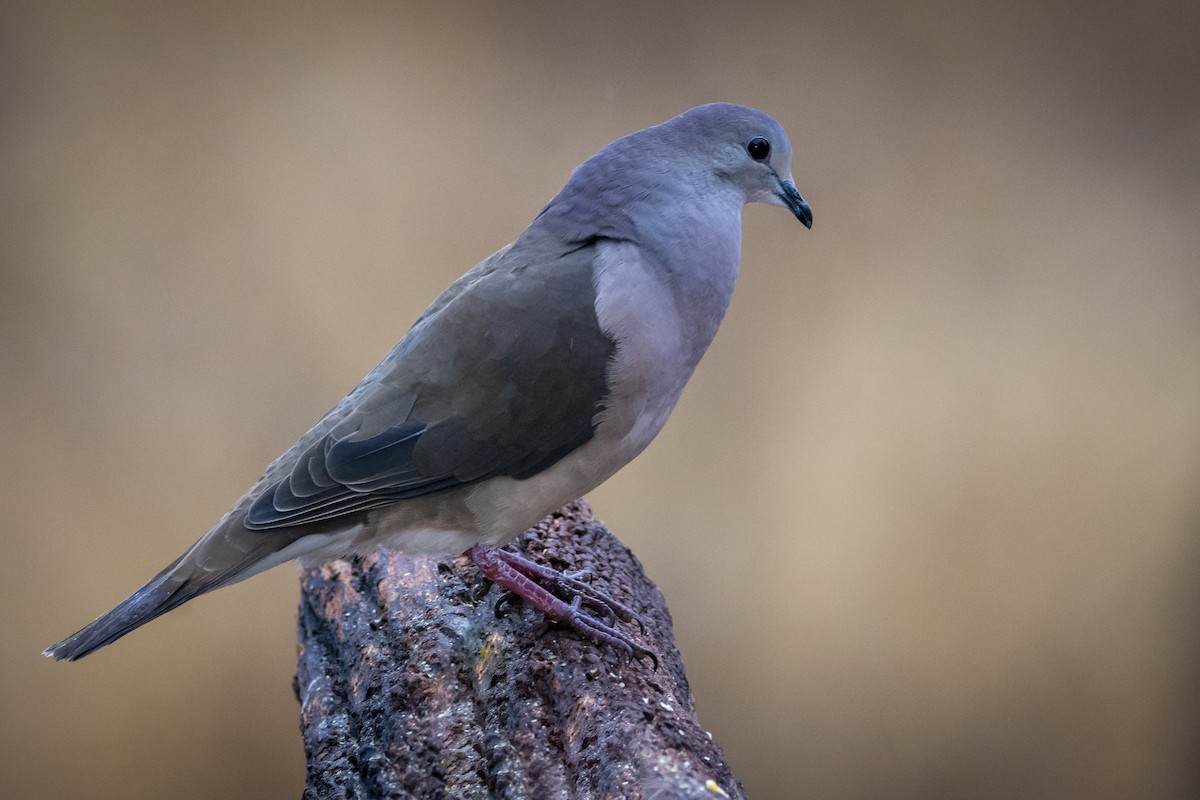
(533, 171, 745, 364)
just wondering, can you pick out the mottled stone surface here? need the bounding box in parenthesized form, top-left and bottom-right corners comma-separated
(296, 499, 745, 800)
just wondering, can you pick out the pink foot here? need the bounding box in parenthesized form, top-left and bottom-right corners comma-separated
(469, 544, 655, 667)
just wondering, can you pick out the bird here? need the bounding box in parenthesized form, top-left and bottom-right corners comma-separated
(45, 102, 812, 662)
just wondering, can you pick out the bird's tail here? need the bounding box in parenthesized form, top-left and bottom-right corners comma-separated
(43, 553, 202, 661)
(44, 519, 310, 661)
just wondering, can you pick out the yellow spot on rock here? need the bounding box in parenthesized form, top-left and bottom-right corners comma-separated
(705, 779, 730, 798)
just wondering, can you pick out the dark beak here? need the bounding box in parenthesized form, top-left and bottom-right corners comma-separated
(778, 179, 813, 228)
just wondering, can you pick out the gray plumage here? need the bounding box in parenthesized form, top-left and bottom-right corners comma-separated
(46, 102, 811, 661)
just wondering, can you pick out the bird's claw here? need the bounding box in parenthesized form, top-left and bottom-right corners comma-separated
(470, 544, 657, 669)
(493, 593, 516, 619)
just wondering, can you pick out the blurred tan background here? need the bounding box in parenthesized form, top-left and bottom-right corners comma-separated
(4, 1, 1200, 798)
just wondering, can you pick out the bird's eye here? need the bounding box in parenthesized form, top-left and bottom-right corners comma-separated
(746, 137, 770, 161)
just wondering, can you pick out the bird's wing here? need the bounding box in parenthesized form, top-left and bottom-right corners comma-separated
(244, 236, 616, 530)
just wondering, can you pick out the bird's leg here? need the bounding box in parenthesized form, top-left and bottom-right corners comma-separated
(469, 544, 655, 666)
(496, 548, 646, 631)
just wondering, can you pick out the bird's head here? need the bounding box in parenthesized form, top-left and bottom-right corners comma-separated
(666, 102, 812, 228)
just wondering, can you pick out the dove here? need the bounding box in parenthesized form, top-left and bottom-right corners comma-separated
(46, 102, 812, 662)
